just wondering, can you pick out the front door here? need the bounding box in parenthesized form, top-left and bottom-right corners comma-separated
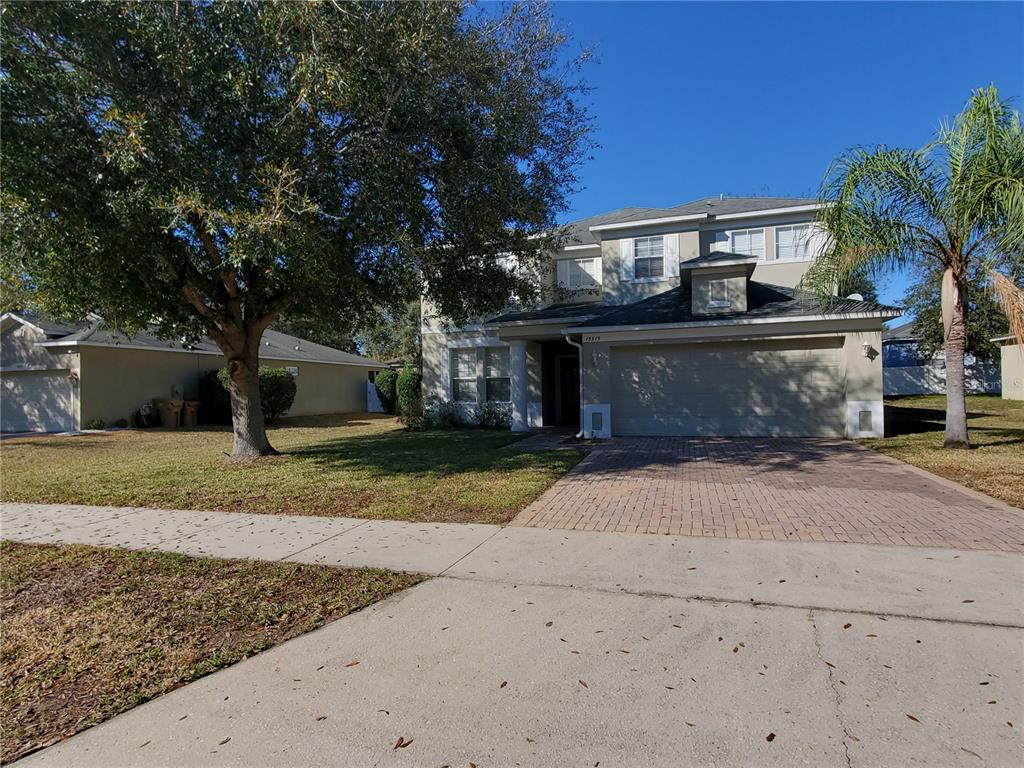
(555, 354, 580, 427)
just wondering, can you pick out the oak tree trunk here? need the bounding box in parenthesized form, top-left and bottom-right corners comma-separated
(225, 344, 277, 460)
(943, 272, 970, 449)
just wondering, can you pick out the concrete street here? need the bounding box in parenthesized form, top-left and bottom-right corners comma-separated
(3, 501, 1023, 767)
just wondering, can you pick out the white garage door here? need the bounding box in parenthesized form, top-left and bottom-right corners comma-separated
(611, 339, 844, 437)
(1, 370, 75, 432)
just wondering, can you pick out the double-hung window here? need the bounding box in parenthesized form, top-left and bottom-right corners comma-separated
(633, 235, 665, 279)
(775, 224, 814, 261)
(485, 347, 511, 402)
(557, 258, 601, 289)
(730, 228, 765, 259)
(451, 348, 477, 403)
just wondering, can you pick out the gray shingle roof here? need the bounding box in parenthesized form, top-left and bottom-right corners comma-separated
(563, 196, 818, 246)
(680, 250, 758, 268)
(22, 314, 385, 367)
(571, 283, 899, 330)
(488, 301, 623, 324)
(883, 321, 917, 342)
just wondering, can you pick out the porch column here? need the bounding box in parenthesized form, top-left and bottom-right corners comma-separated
(509, 339, 529, 431)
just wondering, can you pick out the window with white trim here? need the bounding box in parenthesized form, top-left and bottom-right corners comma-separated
(633, 235, 665, 279)
(557, 258, 602, 289)
(775, 224, 814, 261)
(730, 228, 765, 259)
(451, 348, 477, 403)
(484, 347, 511, 402)
(708, 279, 729, 308)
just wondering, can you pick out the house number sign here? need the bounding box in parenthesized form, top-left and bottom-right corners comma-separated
(583, 335, 602, 343)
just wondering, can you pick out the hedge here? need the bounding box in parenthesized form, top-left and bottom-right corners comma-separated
(374, 369, 398, 414)
(396, 366, 422, 419)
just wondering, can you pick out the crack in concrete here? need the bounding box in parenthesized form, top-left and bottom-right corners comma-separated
(278, 519, 373, 561)
(809, 608, 854, 768)
(437, 572, 1024, 630)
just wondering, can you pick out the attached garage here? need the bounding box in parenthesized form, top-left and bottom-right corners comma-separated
(610, 337, 845, 437)
(1, 370, 76, 433)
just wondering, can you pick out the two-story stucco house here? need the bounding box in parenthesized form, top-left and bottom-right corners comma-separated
(422, 196, 900, 439)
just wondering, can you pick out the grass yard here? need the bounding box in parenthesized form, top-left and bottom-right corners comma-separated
(862, 395, 1024, 509)
(0, 541, 421, 764)
(0, 415, 582, 524)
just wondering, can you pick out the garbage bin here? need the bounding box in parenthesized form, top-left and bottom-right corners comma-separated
(181, 400, 199, 427)
(153, 399, 183, 428)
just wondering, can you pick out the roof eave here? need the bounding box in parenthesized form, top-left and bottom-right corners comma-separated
(569, 309, 902, 335)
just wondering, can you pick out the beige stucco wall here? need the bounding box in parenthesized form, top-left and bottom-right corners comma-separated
(691, 267, 748, 315)
(78, 346, 219, 425)
(1001, 342, 1023, 400)
(1, 322, 79, 372)
(78, 346, 376, 425)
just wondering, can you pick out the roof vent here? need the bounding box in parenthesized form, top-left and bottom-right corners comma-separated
(846, 293, 864, 301)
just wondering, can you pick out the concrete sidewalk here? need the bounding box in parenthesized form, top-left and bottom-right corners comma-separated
(2, 501, 1023, 625)
(3, 502, 1023, 767)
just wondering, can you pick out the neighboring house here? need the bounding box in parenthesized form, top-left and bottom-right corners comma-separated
(1, 313, 385, 432)
(992, 336, 1023, 400)
(423, 196, 900, 439)
(882, 321, 1001, 396)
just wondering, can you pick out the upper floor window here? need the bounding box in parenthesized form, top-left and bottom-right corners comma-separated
(633, 235, 665, 279)
(557, 258, 601, 290)
(451, 348, 477, 402)
(730, 228, 765, 259)
(775, 224, 814, 261)
(485, 347, 511, 402)
(708, 279, 730, 308)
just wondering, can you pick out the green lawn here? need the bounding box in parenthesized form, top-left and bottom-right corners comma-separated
(1, 541, 421, 764)
(862, 395, 1024, 509)
(0, 415, 582, 524)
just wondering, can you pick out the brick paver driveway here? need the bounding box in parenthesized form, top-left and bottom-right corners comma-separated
(512, 438, 1024, 552)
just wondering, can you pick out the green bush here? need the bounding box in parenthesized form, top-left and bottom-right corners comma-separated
(85, 418, 105, 430)
(113, 418, 129, 428)
(374, 369, 398, 414)
(252, 367, 298, 423)
(472, 401, 511, 429)
(396, 367, 422, 419)
(424, 398, 461, 429)
(199, 366, 297, 424)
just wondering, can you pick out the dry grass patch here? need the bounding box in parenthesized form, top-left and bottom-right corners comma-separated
(0, 415, 582, 524)
(862, 395, 1024, 509)
(0, 541, 422, 764)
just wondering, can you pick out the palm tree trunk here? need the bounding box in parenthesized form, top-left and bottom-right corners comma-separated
(943, 275, 970, 449)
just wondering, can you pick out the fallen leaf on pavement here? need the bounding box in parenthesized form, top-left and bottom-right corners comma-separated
(766, 733, 776, 742)
(579, 680, 589, 688)
(906, 714, 921, 723)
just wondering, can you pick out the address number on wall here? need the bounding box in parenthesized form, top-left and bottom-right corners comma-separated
(583, 335, 602, 343)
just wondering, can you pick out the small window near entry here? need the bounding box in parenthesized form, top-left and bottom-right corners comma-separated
(285, 366, 299, 377)
(730, 228, 765, 259)
(708, 279, 729, 308)
(485, 347, 511, 402)
(451, 349, 477, 403)
(775, 224, 814, 261)
(633, 235, 665, 280)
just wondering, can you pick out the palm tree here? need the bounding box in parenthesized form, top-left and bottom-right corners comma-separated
(803, 85, 1024, 448)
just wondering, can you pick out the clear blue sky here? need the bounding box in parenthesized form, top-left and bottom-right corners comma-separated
(544, 0, 1024, 313)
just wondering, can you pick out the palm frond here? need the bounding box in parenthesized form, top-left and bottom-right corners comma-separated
(990, 270, 1024, 345)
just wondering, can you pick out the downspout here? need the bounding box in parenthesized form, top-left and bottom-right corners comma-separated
(563, 333, 584, 439)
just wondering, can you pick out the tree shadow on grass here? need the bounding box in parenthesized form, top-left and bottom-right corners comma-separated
(883, 404, 1010, 438)
(286, 428, 581, 478)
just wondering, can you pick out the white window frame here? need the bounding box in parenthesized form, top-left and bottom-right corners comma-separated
(450, 348, 477, 403)
(632, 235, 665, 282)
(729, 228, 765, 260)
(708, 279, 730, 308)
(775, 224, 815, 262)
(558, 257, 602, 290)
(484, 347, 511, 403)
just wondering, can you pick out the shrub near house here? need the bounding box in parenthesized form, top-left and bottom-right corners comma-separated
(199, 367, 297, 424)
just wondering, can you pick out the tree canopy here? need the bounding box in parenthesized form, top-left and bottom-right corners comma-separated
(1, 0, 592, 456)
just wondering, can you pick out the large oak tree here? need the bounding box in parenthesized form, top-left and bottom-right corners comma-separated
(1, 0, 591, 458)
